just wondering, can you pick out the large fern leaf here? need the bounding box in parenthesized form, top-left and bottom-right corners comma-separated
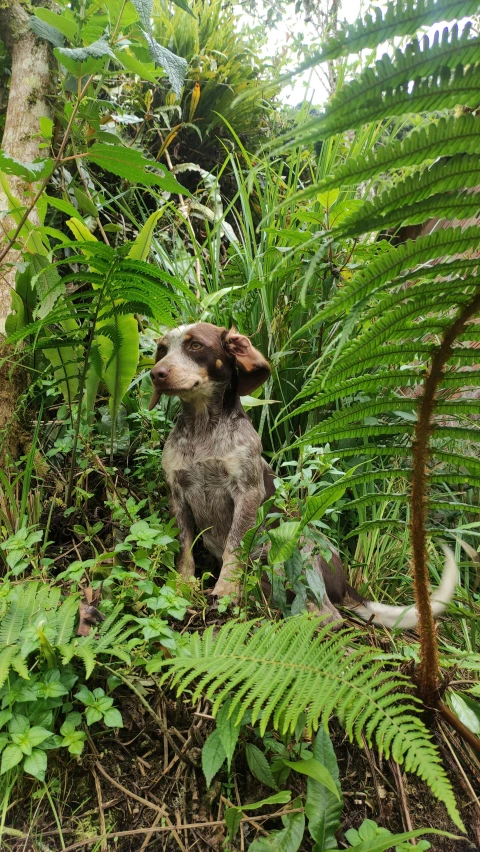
(156, 616, 463, 828)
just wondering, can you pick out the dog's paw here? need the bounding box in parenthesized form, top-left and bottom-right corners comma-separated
(211, 577, 239, 602)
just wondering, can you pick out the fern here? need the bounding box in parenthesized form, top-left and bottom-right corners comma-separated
(275, 0, 480, 707)
(283, 114, 480, 205)
(0, 583, 136, 683)
(314, 0, 480, 63)
(157, 615, 463, 828)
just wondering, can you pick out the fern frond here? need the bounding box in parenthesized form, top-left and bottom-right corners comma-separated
(0, 591, 26, 645)
(331, 228, 479, 322)
(321, 25, 480, 134)
(0, 647, 22, 688)
(286, 115, 480, 207)
(55, 594, 80, 647)
(315, 0, 479, 63)
(157, 616, 463, 827)
(293, 422, 480, 448)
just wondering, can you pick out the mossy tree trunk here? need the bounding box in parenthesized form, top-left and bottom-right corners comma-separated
(0, 0, 52, 456)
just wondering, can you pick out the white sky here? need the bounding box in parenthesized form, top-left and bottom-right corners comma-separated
(265, 0, 364, 106)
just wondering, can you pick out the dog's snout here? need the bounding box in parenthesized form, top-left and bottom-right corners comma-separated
(151, 364, 170, 381)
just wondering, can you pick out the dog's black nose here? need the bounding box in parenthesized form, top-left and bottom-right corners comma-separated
(151, 365, 169, 381)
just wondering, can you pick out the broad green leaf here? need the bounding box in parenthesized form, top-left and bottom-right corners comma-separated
(86, 143, 188, 194)
(30, 16, 65, 47)
(128, 209, 165, 260)
(347, 828, 456, 852)
(202, 728, 226, 786)
(33, 7, 77, 41)
(102, 707, 123, 728)
(0, 744, 23, 774)
(66, 218, 98, 243)
(302, 484, 346, 526)
(23, 749, 47, 781)
(130, 0, 152, 30)
(46, 194, 84, 222)
(56, 38, 116, 63)
(268, 522, 301, 566)
(73, 188, 99, 218)
(216, 700, 241, 771)
(242, 792, 292, 811)
(114, 48, 162, 84)
(283, 758, 339, 798)
(246, 743, 277, 790)
(225, 807, 242, 843)
(250, 807, 305, 852)
(449, 691, 480, 735)
(145, 35, 187, 98)
(306, 729, 343, 847)
(97, 313, 139, 422)
(0, 151, 52, 181)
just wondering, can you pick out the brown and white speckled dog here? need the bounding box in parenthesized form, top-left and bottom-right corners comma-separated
(150, 322, 458, 628)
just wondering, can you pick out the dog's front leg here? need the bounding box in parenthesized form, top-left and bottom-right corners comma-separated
(212, 487, 264, 600)
(169, 483, 196, 579)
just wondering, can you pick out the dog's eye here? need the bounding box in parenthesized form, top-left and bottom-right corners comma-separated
(190, 341, 203, 350)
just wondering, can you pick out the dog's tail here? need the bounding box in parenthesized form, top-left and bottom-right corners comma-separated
(351, 545, 458, 629)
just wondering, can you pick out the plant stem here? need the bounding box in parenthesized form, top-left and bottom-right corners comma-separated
(410, 289, 480, 706)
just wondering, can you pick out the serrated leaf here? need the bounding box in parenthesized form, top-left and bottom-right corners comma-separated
(23, 749, 47, 781)
(268, 522, 301, 566)
(114, 47, 162, 84)
(85, 143, 187, 193)
(0, 151, 52, 181)
(57, 38, 116, 63)
(216, 700, 241, 771)
(302, 484, 346, 526)
(130, 0, 152, 30)
(306, 728, 343, 847)
(202, 728, 226, 786)
(30, 16, 65, 47)
(145, 35, 187, 98)
(33, 7, 77, 41)
(225, 807, 242, 843)
(246, 743, 277, 790)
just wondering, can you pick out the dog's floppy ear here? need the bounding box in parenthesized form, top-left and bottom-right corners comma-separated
(223, 328, 270, 395)
(148, 340, 164, 411)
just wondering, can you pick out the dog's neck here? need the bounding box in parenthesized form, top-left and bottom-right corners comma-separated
(178, 381, 241, 432)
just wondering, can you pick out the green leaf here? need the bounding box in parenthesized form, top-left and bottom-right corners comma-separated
(73, 188, 100, 218)
(246, 743, 278, 790)
(242, 792, 292, 811)
(448, 691, 480, 735)
(216, 700, 241, 771)
(347, 828, 456, 852)
(97, 313, 139, 423)
(114, 48, 162, 84)
(23, 749, 47, 782)
(130, 0, 152, 31)
(33, 7, 77, 41)
(172, 0, 196, 16)
(283, 758, 339, 799)
(45, 194, 84, 222)
(202, 728, 226, 786)
(30, 16, 65, 47)
(102, 707, 123, 728)
(56, 38, 116, 63)
(0, 151, 52, 181)
(250, 807, 305, 852)
(306, 728, 343, 847)
(85, 143, 187, 193)
(302, 484, 346, 526)
(0, 744, 23, 774)
(268, 522, 301, 566)
(128, 209, 164, 261)
(145, 35, 188, 99)
(225, 807, 242, 843)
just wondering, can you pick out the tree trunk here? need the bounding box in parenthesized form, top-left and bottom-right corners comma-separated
(0, 0, 52, 456)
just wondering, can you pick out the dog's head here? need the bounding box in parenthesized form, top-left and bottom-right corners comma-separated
(149, 322, 270, 410)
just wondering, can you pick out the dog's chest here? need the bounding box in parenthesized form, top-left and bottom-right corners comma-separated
(162, 428, 239, 496)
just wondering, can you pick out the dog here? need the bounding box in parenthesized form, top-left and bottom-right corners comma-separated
(150, 322, 458, 628)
